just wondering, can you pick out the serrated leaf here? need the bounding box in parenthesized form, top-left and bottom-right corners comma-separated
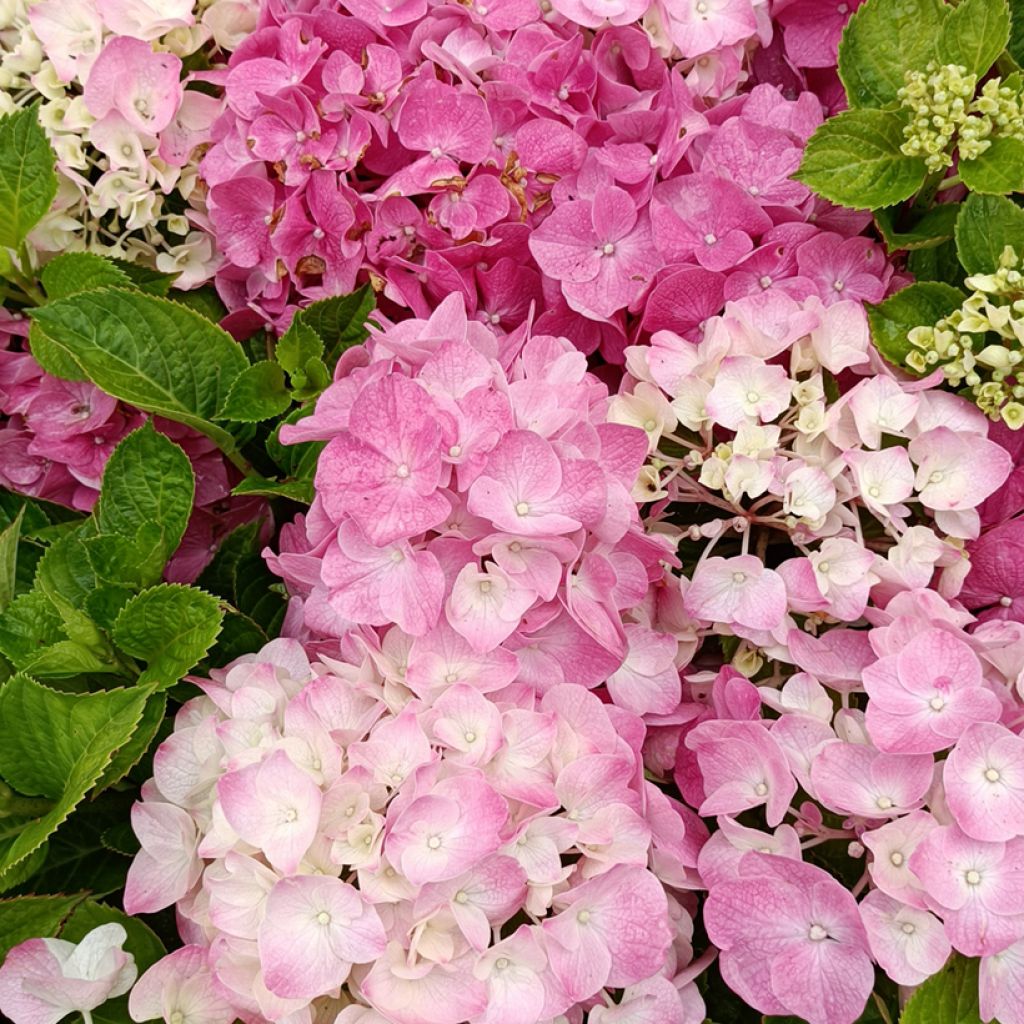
(0, 844, 48, 895)
(95, 422, 194, 559)
(112, 584, 223, 687)
(20, 640, 119, 679)
(0, 105, 58, 250)
(34, 532, 116, 660)
(0, 507, 23, 613)
(955, 192, 1024, 274)
(92, 691, 167, 793)
(276, 315, 324, 377)
(41, 253, 133, 300)
(960, 135, 1024, 194)
(0, 894, 85, 961)
(0, 590, 65, 669)
(899, 953, 978, 1023)
(26, 320, 88, 381)
(796, 109, 927, 210)
(838, 0, 948, 108)
(874, 202, 961, 252)
(295, 285, 375, 361)
(62, 899, 165, 974)
(231, 475, 314, 503)
(867, 281, 965, 370)
(84, 585, 135, 631)
(0, 675, 147, 884)
(108, 259, 177, 296)
(0, 493, 58, 535)
(28, 289, 248, 452)
(217, 360, 292, 422)
(84, 526, 167, 592)
(937, 0, 1011, 77)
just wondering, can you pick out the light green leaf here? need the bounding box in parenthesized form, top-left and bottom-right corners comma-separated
(899, 953, 978, 1023)
(874, 202, 961, 252)
(0, 105, 58, 250)
(95, 422, 194, 559)
(955, 192, 1024, 273)
(0, 590, 65, 669)
(867, 281, 965, 369)
(112, 584, 223, 687)
(0, 675, 148, 883)
(0, 894, 85, 961)
(20, 640, 119, 679)
(796, 109, 927, 209)
(938, 0, 1011, 77)
(34, 532, 115, 659)
(295, 285, 375, 361)
(217, 360, 292, 422)
(0, 507, 23, 613)
(276, 315, 324, 377)
(92, 691, 167, 793)
(959, 135, 1024, 194)
(28, 289, 248, 451)
(838, 0, 948, 108)
(40, 253, 133, 300)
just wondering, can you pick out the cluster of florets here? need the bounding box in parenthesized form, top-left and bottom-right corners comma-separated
(0, 0, 257, 278)
(121, 637, 709, 1024)
(201, 0, 884, 356)
(0, 313, 263, 580)
(908, 245, 1024, 428)
(898, 63, 1024, 171)
(266, 294, 690, 723)
(613, 290, 1024, 1023)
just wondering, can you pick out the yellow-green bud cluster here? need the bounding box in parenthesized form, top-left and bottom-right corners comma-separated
(907, 246, 1024, 428)
(898, 64, 1024, 171)
(898, 63, 977, 172)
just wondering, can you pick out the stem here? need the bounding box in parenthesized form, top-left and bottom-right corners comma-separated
(912, 169, 946, 214)
(937, 173, 961, 192)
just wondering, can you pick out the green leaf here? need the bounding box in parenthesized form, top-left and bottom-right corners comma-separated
(867, 281, 965, 369)
(85, 584, 135, 631)
(112, 584, 223, 687)
(28, 289, 248, 450)
(206, 611, 268, 668)
(0, 894, 85, 961)
(938, 0, 1011, 76)
(0, 675, 147, 883)
(0, 105, 58, 250)
(294, 285, 375, 361)
(217, 360, 292, 422)
(0, 590, 65, 669)
(959, 135, 1024, 194)
(277, 315, 324, 377)
(27, 320, 88, 381)
(84, 526, 168, 592)
(92, 691, 167, 793)
(231, 475, 314, 503)
(1011, 0, 1024, 65)
(899, 953, 979, 1023)
(40, 253, 133, 300)
(62, 899, 165, 974)
(95, 422, 194, 559)
(955, 192, 1024, 274)
(171, 285, 227, 322)
(34, 532, 116, 658)
(838, 0, 948, 108)
(107, 259, 177, 296)
(0, 507, 23, 614)
(908, 237, 967, 286)
(796, 109, 927, 210)
(874, 201, 961, 252)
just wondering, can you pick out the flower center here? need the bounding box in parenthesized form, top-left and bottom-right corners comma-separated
(449, 445, 462, 457)
(745, 391, 760, 404)
(455, 891, 468, 904)
(428, 836, 442, 849)
(890, 851, 905, 866)
(396, 463, 410, 478)
(965, 869, 982, 886)
(704, 232, 717, 245)
(808, 924, 828, 941)
(901, 922, 916, 935)
(464, 731, 476, 743)
(929, 696, 946, 711)
(577, 910, 591, 923)
(876, 796, 893, 810)
(928, 470, 944, 484)
(754, 782, 768, 796)
(515, 501, 530, 516)
(316, 911, 331, 925)
(732, 571, 747, 584)
(985, 767, 1002, 782)
(602, 242, 615, 256)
